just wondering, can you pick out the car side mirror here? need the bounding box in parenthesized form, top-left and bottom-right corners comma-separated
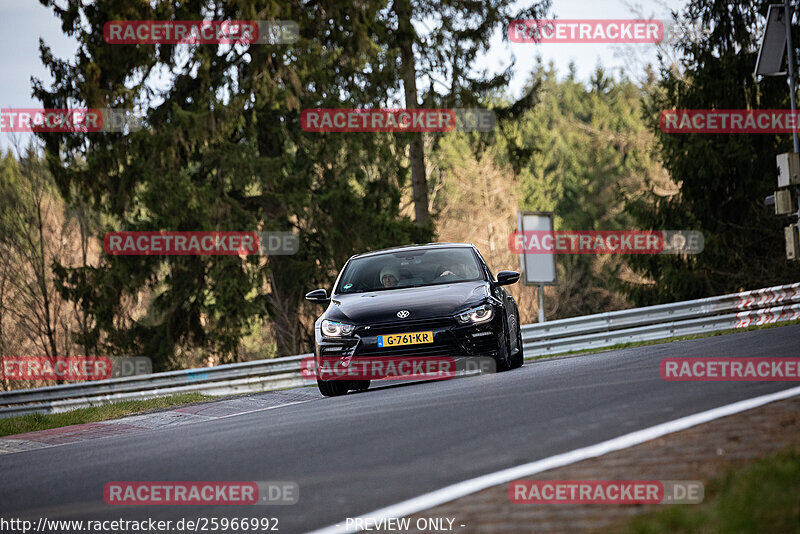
(305, 288, 330, 304)
(495, 271, 520, 286)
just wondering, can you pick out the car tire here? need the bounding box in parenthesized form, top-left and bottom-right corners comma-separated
(495, 328, 513, 372)
(510, 322, 524, 369)
(317, 379, 350, 397)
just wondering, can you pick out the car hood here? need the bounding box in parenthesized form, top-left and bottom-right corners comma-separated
(326, 281, 490, 324)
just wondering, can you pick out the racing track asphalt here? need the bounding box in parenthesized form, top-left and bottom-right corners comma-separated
(1, 325, 799, 533)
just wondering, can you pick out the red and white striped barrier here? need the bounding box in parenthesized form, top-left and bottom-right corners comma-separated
(733, 282, 800, 311)
(734, 304, 800, 328)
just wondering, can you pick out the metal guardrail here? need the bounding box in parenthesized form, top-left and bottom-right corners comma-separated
(1, 282, 798, 418)
(521, 282, 800, 356)
(0, 355, 310, 418)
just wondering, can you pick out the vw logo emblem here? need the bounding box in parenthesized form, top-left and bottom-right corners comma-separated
(397, 310, 410, 318)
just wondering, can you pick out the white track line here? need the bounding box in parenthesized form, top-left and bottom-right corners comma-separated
(213, 399, 312, 419)
(311, 385, 800, 534)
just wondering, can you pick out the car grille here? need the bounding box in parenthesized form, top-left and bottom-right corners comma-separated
(356, 342, 458, 358)
(461, 332, 500, 354)
(354, 317, 455, 336)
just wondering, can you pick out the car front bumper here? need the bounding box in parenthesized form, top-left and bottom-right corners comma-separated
(315, 314, 504, 362)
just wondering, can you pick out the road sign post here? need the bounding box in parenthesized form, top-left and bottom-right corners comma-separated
(517, 211, 557, 322)
(756, 3, 800, 260)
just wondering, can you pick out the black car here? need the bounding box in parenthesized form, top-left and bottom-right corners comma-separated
(305, 243, 524, 396)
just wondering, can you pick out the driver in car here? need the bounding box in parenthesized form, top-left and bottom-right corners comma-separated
(379, 265, 400, 288)
(437, 262, 466, 280)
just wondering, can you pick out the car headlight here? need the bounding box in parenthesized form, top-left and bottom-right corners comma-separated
(321, 319, 355, 337)
(455, 303, 494, 325)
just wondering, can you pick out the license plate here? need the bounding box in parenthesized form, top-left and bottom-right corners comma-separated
(378, 331, 433, 347)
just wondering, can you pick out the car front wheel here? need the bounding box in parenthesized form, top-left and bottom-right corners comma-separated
(495, 327, 513, 372)
(510, 321, 524, 369)
(317, 379, 350, 397)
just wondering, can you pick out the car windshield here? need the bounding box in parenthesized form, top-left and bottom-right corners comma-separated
(336, 247, 484, 293)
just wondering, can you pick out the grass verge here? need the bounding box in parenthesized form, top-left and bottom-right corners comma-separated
(619, 446, 800, 533)
(525, 318, 800, 361)
(0, 393, 210, 438)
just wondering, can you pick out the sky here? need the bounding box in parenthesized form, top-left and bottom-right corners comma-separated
(483, 0, 685, 95)
(0, 0, 685, 151)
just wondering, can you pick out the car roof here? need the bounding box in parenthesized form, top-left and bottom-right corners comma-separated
(349, 242, 477, 260)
